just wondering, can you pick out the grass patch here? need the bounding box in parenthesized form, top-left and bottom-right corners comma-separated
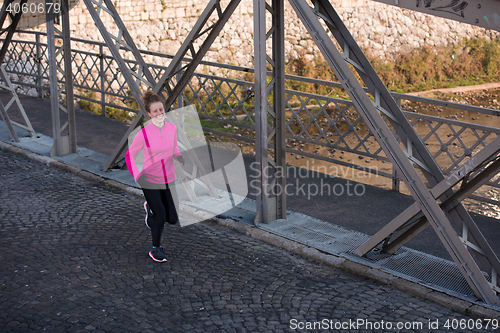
(286, 37, 500, 94)
(77, 90, 135, 122)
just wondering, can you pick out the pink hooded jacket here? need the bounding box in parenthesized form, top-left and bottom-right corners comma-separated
(125, 121, 181, 184)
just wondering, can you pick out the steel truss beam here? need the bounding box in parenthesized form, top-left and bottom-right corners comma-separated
(152, 0, 241, 111)
(99, 0, 286, 219)
(0, 0, 26, 62)
(46, 0, 77, 156)
(288, 0, 500, 304)
(0, 64, 35, 141)
(83, 0, 218, 201)
(371, 0, 500, 33)
(0, 0, 36, 142)
(354, 136, 500, 257)
(83, 0, 157, 168)
(253, 0, 286, 223)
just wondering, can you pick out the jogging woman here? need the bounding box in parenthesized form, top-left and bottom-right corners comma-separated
(125, 90, 184, 262)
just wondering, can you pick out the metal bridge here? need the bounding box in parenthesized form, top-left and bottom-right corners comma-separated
(2, 0, 500, 304)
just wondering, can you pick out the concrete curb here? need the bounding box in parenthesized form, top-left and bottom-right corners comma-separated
(214, 217, 499, 319)
(2, 140, 499, 319)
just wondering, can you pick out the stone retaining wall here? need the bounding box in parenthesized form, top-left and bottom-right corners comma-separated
(14, 0, 500, 67)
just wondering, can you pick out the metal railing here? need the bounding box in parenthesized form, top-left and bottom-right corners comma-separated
(3, 30, 500, 206)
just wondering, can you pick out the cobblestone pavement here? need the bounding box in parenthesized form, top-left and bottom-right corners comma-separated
(1, 149, 498, 332)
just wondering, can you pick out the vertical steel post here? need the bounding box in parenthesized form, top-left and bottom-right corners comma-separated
(253, 0, 287, 223)
(36, 33, 43, 98)
(392, 96, 401, 192)
(99, 44, 105, 117)
(46, 0, 62, 156)
(46, 0, 77, 156)
(273, 0, 286, 219)
(253, 0, 270, 223)
(61, 0, 77, 153)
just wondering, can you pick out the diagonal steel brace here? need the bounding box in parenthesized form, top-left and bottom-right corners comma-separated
(84, 0, 220, 200)
(288, 0, 500, 304)
(0, 0, 36, 142)
(354, 136, 500, 263)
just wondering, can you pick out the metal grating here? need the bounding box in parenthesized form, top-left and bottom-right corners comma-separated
(365, 249, 475, 296)
(257, 216, 495, 302)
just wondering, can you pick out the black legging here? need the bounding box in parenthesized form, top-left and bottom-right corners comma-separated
(142, 184, 178, 247)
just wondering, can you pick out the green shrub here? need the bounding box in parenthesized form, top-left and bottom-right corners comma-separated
(372, 37, 500, 92)
(286, 37, 500, 94)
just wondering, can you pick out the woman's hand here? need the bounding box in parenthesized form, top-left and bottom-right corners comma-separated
(176, 155, 185, 165)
